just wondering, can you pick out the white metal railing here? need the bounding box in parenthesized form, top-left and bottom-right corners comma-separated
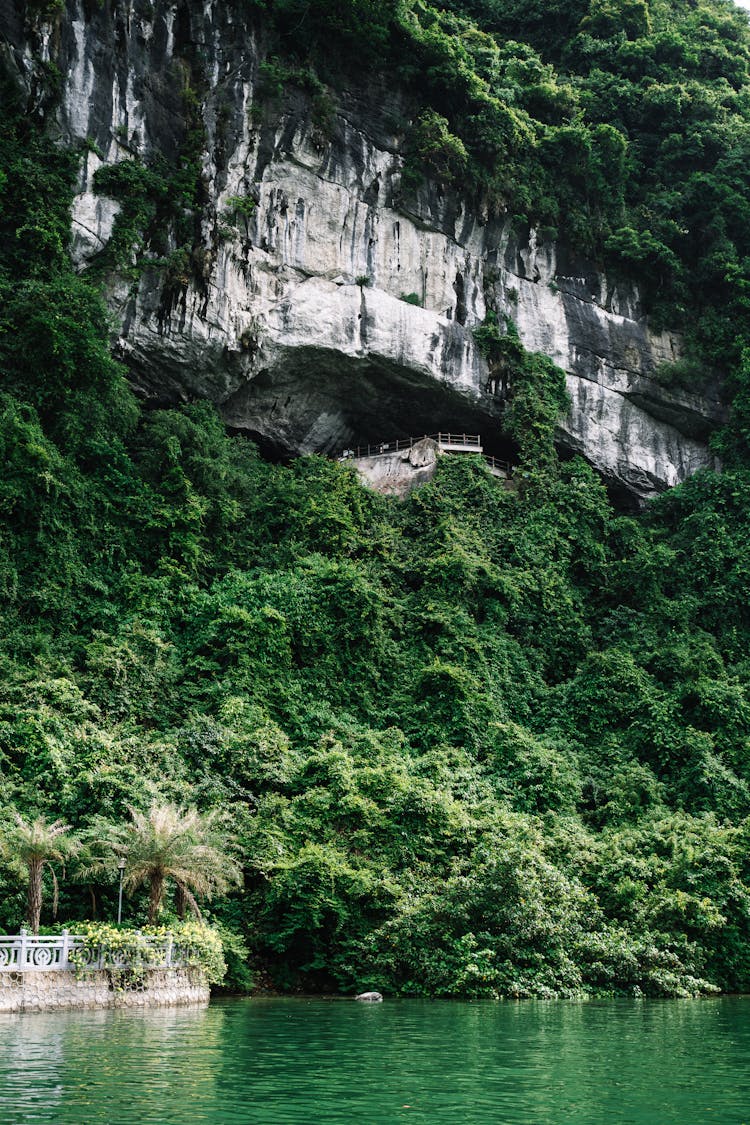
(0, 930, 193, 972)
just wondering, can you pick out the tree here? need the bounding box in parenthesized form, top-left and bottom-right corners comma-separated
(89, 802, 242, 924)
(0, 814, 79, 934)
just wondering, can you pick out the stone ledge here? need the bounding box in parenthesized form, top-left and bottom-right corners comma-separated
(0, 967, 209, 1013)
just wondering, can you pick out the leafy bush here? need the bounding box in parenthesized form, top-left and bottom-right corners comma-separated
(68, 920, 227, 986)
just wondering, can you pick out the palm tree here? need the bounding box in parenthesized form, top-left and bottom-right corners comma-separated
(90, 802, 242, 923)
(0, 814, 79, 934)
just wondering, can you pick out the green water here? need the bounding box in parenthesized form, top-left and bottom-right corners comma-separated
(2, 997, 750, 1124)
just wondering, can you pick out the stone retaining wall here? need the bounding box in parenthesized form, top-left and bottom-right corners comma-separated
(0, 967, 209, 1013)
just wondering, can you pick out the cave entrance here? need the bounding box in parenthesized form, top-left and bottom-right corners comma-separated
(221, 347, 517, 465)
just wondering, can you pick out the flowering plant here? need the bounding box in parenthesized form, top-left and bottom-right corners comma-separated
(67, 920, 226, 986)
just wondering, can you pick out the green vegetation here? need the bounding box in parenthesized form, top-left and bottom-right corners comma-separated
(3, 1, 750, 1000)
(250, 0, 750, 383)
(83, 803, 242, 924)
(68, 920, 228, 987)
(222, 194, 257, 231)
(474, 314, 570, 472)
(0, 815, 79, 934)
(89, 63, 205, 282)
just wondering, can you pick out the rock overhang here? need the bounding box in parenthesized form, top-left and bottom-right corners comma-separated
(2, 0, 728, 502)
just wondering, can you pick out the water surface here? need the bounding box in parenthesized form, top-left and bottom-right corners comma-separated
(2, 996, 749, 1123)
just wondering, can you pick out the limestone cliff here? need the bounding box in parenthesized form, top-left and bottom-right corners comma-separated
(1, 0, 727, 499)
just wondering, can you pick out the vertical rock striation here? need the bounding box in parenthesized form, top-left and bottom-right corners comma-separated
(1, 0, 726, 498)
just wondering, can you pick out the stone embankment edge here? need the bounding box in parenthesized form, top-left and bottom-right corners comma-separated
(0, 967, 209, 1013)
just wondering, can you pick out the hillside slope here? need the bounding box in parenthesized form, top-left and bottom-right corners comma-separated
(1, 0, 750, 996)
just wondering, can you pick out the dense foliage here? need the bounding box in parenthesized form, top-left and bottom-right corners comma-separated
(68, 921, 228, 987)
(249, 0, 750, 382)
(3, 0, 750, 998)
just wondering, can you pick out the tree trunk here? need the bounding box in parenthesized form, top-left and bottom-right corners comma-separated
(175, 883, 187, 920)
(27, 859, 43, 935)
(148, 872, 164, 923)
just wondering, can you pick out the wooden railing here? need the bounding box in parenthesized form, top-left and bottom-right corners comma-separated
(0, 930, 193, 972)
(483, 454, 512, 475)
(338, 433, 482, 459)
(429, 432, 482, 449)
(336, 433, 513, 477)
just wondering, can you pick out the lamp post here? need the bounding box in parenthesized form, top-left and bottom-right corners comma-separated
(117, 857, 126, 925)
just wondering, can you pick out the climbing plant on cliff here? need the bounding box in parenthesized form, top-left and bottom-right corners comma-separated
(503, 348, 570, 474)
(249, 0, 750, 425)
(475, 314, 569, 473)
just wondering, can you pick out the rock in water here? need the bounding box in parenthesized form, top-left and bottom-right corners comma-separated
(355, 991, 383, 1002)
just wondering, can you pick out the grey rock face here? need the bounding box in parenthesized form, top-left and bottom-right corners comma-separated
(355, 991, 383, 1002)
(345, 437, 441, 497)
(2, 0, 727, 499)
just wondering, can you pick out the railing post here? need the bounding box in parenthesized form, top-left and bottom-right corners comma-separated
(61, 928, 70, 969)
(19, 927, 27, 971)
(166, 933, 174, 968)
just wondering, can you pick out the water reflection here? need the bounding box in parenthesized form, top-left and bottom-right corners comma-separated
(1, 1005, 225, 1123)
(1, 997, 749, 1123)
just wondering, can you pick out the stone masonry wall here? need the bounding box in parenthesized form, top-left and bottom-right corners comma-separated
(0, 968, 209, 1014)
